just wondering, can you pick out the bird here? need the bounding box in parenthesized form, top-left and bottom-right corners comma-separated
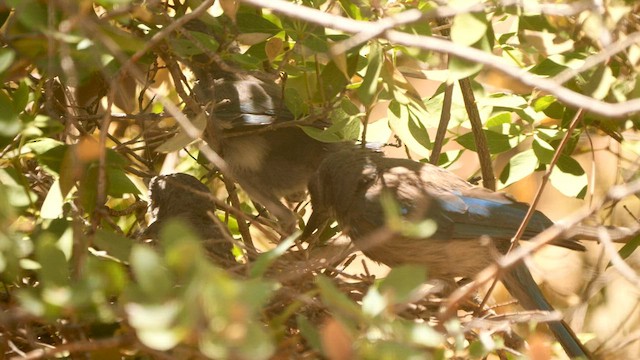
(302, 147, 591, 359)
(190, 60, 348, 232)
(142, 173, 235, 264)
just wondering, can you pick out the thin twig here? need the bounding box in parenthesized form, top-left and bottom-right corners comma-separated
(597, 226, 640, 288)
(430, 18, 453, 166)
(429, 84, 453, 165)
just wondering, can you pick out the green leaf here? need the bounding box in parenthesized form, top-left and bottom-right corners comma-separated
(13, 81, 30, 112)
(388, 100, 432, 158)
(35, 235, 70, 288)
(15, 289, 46, 317)
(451, 12, 488, 46)
(533, 95, 556, 112)
(36, 144, 67, 176)
(315, 51, 360, 101)
(0, 90, 21, 139)
(479, 93, 528, 110)
(455, 129, 514, 154)
(26, 137, 65, 154)
(40, 179, 64, 219)
(239, 278, 277, 312)
(0, 48, 15, 74)
(236, 12, 281, 35)
(549, 155, 587, 198)
(338, 0, 363, 19)
(529, 58, 568, 76)
(468, 340, 490, 358)
(168, 32, 219, 56)
(499, 149, 538, 188)
(448, 56, 483, 81)
(532, 136, 555, 164)
(357, 43, 383, 106)
(94, 229, 133, 262)
(130, 245, 174, 300)
(485, 112, 512, 128)
(84, 256, 128, 295)
(7, 0, 48, 30)
(105, 167, 140, 196)
(284, 86, 307, 118)
(519, 15, 556, 32)
(411, 323, 445, 347)
(379, 264, 426, 304)
(583, 65, 615, 100)
(157, 220, 205, 271)
(617, 234, 640, 261)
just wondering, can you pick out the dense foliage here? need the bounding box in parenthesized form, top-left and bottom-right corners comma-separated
(1, 0, 640, 359)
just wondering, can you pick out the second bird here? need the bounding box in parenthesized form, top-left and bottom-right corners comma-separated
(303, 147, 591, 359)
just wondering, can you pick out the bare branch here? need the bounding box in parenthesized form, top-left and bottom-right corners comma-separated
(459, 78, 495, 190)
(597, 226, 640, 288)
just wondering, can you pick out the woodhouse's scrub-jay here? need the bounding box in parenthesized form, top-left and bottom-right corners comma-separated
(304, 147, 590, 359)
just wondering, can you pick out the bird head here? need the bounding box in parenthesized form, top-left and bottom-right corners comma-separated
(302, 147, 380, 240)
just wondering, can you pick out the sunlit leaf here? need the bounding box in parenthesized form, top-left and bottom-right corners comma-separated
(358, 43, 383, 106)
(388, 100, 432, 157)
(532, 136, 555, 164)
(533, 95, 556, 112)
(451, 12, 488, 46)
(550, 155, 587, 198)
(584, 65, 615, 100)
(455, 129, 519, 154)
(499, 149, 538, 188)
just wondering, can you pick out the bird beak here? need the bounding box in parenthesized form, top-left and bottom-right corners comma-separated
(301, 208, 330, 242)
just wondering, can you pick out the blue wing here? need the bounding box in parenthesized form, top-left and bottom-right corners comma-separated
(433, 195, 551, 239)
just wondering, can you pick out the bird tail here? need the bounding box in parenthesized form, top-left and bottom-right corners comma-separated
(501, 263, 592, 359)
